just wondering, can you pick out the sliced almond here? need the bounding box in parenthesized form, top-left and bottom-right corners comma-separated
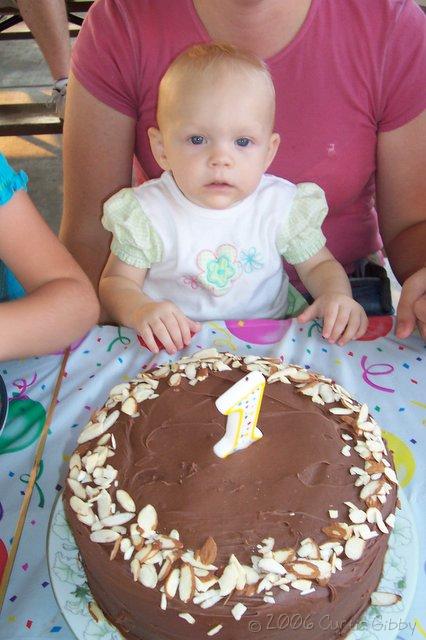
(157, 535, 183, 551)
(132, 384, 155, 403)
(201, 595, 223, 609)
(179, 563, 195, 603)
(218, 563, 238, 596)
(258, 558, 286, 575)
(139, 564, 158, 589)
(360, 479, 384, 501)
(70, 496, 90, 516)
(109, 382, 130, 398)
(298, 539, 320, 560)
(164, 567, 180, 598)
(69, 453, 82, 470)
(90, 529, 121, 544)
(77, 511, 96, 526)
(135, 543, 160, 564)
(130, 558, 140, 581)
(329, 407, 354, 415)
(285, 561, 319, 580)
(67, 478, 87, 501)
(357, 403, 369, 425)
(322, 523, 350, 541)
(152, 364, 170, 378)
(116, 489, 136, 513)
(365, 461, 385, 475)
(168, 373, 182, 387)
(77, 422, 107, 445)
(345, 537, 366, 560)
(178, 613, 195, 624)
(193, 588, 222, 605)
(231, 602, 247, 621)
(137, 504, 158, 535)
(291, 579, 313, 592)
(273, 548, 296, 563)
(158, 558, 174, 582)
(383, 467, 398, 484)
(207, 624, 223, 636)
(121, 396, 137, 416)
(243, 565, 260, 585)
(101, 511, 135, 527)
(349, 509, 367, 524)
(196, 536, 218, 565)
(370, 591, 401, 606)
(109, 535, 122, 561)
(88, 600, 105, 623)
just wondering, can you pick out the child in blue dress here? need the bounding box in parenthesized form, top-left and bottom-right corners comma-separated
(0, 153, 99, 360)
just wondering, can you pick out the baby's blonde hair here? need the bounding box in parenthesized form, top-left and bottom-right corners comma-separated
(157, 42, 276, 126)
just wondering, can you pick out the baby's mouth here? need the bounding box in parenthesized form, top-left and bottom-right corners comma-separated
(206, 181, 233, 188)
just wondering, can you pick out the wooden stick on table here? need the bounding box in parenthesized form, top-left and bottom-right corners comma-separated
(0, 349, 70, 612)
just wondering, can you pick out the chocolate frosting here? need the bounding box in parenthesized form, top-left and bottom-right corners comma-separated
(64, 356, 397, 640)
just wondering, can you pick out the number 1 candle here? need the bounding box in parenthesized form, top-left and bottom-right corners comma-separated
(214, 370, 265, 458)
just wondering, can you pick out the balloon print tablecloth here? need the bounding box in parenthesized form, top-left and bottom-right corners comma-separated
(0, 318, 425, 639)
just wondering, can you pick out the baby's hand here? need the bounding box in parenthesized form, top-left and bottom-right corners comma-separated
(395, 267, 426, 340)
(131, 300, 201, 355)
(297, 294, 368, 345)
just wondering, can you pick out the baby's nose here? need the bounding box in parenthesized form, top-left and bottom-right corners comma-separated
(208, 145, 233, 167)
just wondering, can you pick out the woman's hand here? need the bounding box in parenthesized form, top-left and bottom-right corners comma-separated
(297, 294, 368, 346)
(395, 267, 426, 340)
(131, 300, 201, 355)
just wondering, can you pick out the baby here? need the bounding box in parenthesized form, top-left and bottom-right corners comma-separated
(100, 43, 367, 354)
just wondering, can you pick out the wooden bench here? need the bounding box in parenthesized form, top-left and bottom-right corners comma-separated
(0, 103, 63, 136)
(0, 1, 92, 40)
(0, 2, 92, 136)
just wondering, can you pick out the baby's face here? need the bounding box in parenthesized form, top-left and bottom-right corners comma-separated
(154, 73, 279, 209)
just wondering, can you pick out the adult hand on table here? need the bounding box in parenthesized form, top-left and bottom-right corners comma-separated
(395, 267, 426, 340)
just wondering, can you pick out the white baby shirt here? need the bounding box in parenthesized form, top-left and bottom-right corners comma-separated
(102, 171, 328, 321)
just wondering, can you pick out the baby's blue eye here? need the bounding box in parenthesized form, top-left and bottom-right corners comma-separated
(236, 137, 251, 147)
(190, 135, 205, 145)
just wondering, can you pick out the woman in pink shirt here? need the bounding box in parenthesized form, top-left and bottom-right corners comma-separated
(62, 0, 426, 338)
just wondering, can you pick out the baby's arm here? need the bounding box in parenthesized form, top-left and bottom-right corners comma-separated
(99, 255, 200, 354)
(0, 190, 99, 360)
(294, 247, 368, 345)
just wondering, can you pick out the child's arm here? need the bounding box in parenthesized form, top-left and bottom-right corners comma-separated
(100, 254, 201, 354)
(294, 246, 368, 345)
(0, 190, 99, 361)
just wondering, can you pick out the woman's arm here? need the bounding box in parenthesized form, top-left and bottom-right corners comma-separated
(376, 110, 426, 282)
(0, 190, 99, 360)
(376, 110, 426, 337)
(61, 73, 136, 297)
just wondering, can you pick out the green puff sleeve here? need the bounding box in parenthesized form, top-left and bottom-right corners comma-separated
(276, 182, 328, 265)
(102, 188, 163, 269)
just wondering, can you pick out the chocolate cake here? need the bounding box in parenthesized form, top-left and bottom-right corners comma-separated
(64, 349, 398, 639)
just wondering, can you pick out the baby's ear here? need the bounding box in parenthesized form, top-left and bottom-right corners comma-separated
(147, 127, 170, 170)
(264, 132, 281, 170)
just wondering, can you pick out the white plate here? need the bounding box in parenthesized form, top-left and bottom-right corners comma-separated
(47, 491, 418, 640)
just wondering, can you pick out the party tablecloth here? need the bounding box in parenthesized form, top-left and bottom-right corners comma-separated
(0, 318, 425, 639)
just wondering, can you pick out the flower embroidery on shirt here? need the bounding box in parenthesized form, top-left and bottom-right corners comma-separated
(181, 275, 200, 290)
(240, 246, 264, 273)
(197, 244, 242, 296)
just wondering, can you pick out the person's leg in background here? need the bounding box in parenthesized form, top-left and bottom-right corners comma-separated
(15, 0, 70, 117)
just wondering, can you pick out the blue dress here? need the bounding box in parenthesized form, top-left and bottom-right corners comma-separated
(0, 153, 28, 301)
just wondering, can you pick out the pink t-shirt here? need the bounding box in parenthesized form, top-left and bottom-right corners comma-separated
(72, 0, 426, 282)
